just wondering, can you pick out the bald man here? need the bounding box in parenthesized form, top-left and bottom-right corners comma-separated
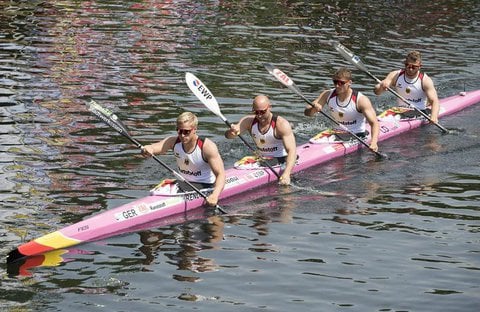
(225, 95, 296, 185)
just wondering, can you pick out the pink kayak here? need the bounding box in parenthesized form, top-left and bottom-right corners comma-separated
(6, 90, 480, 264)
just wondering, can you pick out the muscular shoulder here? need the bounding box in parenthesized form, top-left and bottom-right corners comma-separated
(201, 138, 220, 157)
(421, 73, 434, 86)
(387, 69, 401, 82)
(319, 89, 332, 99)
(357, 92, 374, 110)
(164, 136, 178, 149)
(239, 115, 256, 128)
(240, 115, 255, 123)
(275, 116, 293, 135)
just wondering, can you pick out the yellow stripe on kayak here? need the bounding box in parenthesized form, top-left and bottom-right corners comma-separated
(36, 231, 81, 249)
(18, 231, 81, 257)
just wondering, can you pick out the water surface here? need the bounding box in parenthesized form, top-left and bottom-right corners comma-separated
(1, 1, 479, 311)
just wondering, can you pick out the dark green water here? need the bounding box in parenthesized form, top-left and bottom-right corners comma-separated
(1, 1, 479, 311)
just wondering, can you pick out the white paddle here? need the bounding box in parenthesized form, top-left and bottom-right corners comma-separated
(185, 72, 282, 180)
(264, 63, 387, 159)
(87, 100, 226, 214)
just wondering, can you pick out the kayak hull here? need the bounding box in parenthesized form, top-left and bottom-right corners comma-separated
(7, 90, 480, 263)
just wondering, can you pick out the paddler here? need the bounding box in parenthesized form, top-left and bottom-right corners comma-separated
(305, 67, 379, 152)
(142, 112, 225, 207)
(373, 50, 440, 123)
(225, 95, 296, 186)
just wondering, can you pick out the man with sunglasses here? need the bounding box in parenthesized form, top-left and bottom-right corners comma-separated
(304, 67, 379, 152)
(374, 50, 439, 123)
(225, 95, 296, 186)
(142, 112, 225, 207)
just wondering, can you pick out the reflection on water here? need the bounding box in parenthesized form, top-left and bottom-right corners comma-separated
(373, 173, 480, 219)
(1, 0, 480, 311)
(136, 185, 299, 277)
(6, 248, 93, 277)
(139, 214, 226, 278)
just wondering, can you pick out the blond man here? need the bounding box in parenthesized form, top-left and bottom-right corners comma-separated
(143, 112, 225, 206)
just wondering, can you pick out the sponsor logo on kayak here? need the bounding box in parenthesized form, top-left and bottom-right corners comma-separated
(244, 170, 265, 181)
(380, 125, 392, 133)
(150, 201, 166, 211)
(115, 203, 151, 221)
(116, 208, 139, 221)
(77, 224, 89, 232)
(225, 176, 240, 185)
(184, 189, 212, 202)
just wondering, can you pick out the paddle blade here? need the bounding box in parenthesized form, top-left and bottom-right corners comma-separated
(264, 63, 295, 88)
(332, 41, 370, 73)
(185, 72, 226, 122)
(87, 100, 139, 146)
(264, 63, 314, 106)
